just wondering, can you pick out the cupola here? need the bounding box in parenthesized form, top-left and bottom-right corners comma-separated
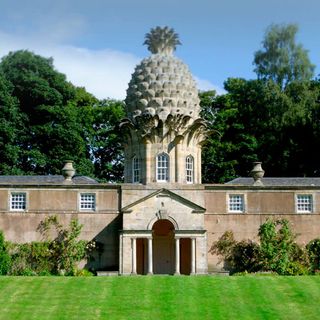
(121, 27, 207, 185)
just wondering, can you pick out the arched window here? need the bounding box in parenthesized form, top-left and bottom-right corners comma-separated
(156, 153, 169, 182)
(132, 156, 140, 183)
(186, 155, 194, 183)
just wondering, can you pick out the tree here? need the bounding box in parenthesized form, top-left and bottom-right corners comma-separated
(201, 81, 263, 183)
(0, 73, 24, 174)
(0, 50, 85, 175)
(90, 99, 125, 182)
(201, 76, 320, 183)
(0, 50, 126, 181)
(253, 24, 315, 88)
(0, 50, 75, 113)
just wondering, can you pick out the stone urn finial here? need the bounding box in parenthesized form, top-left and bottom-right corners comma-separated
(250, 162, 264, 186)
(62, 160, 75, 181)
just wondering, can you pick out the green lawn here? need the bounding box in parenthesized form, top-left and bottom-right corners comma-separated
(0, 276, 320, 320)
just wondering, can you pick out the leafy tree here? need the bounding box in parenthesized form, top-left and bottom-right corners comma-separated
(0, 73, 24, 174)
(0, 50, 125, 181)
(199, 90, 217, 123)
(201, 80, 264, 183)
(0, 50, 75, 113)
(253, 24, 315, 88)
(90, 99, 125, 182)
(201, 76, 320, 182)
(0, 50, 85, 175)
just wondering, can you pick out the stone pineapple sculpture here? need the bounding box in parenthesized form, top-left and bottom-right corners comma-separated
(143, 26, 181, 55)
(121, 27, 207, 184)
(125, 26, 201, 123)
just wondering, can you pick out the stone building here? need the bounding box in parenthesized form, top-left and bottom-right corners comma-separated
(0, 27, 320, 274)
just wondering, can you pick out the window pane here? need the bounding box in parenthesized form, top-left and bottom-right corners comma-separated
(157, 153, 169, 182)
(297, 195, 312, 212)
(228, 195, 244, 212)
(186, 156, 194, 183)
(11, 193, 26, 210)
(133, 157, 140, 183)
(80, 193, 96, 211)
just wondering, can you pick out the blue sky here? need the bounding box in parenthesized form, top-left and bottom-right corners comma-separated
(0, 0, 319, 99)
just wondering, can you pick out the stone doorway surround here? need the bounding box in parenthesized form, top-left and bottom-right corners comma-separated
(120, 188, 207, 275)
(119, 229, 206, 275)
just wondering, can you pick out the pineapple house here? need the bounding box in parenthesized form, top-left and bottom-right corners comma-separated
(1, 27, 320, 275)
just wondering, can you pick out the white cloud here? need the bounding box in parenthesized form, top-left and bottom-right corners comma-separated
(48, 46, 140, 100)
(194, 76, 226, 95)
(0, 30, 140, 100)
(0, 30, 225, 100)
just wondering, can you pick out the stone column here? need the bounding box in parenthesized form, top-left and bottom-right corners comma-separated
(131, 238, 137, 275)
(147, 237, 153, 275)
(119, 233, 123, 275)
(175, 141, 180, 183)
(174, 238, 180, 275)
(191, 238, 196, 275)
(197, 147, 202, 184)
(145, 141, 151, 184)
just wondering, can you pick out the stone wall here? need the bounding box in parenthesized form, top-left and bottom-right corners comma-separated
(0, 185, 121, 271)
(1, 183, 320, 273)
(204, 188, 320, 272)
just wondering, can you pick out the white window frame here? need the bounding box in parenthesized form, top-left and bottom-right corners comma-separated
(132, 156, 140, 183)
(10, 192, 27, 211)
(186, 155, 194, 184)
(79, 193, 96, 212)
(228, 194, 245, 213)
(296, 194, 313, 213)
(156, 152, 169, 182)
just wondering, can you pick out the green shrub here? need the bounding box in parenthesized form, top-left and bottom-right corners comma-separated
(8, 251, 28, 276)
(211, 219, 311, 276)
(306, 239, 320, 273)
(37, 215, 89, 275)
(0, 231, 11, 275)
(9, 242, 53, 275)
(7, 216, 92, 276)
(258, 219, 307, 275)
(209, 231, 236, 270)
(38, 270, 52, 276)
(285, 261, 309, 276)
(72, 268, 94, 277)
(231, 240, 260, 273)
(210, 231, 260, 274)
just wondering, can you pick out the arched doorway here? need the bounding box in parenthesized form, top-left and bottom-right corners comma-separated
(152, 219, 175, 274)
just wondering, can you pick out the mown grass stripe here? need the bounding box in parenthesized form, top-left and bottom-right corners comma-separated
(0, 276, 320, 320)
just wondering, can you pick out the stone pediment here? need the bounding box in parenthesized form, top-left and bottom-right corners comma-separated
(121, 188, 206, 214)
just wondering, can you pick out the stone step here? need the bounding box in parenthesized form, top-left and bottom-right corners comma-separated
(96, 271, 119, 276)
(208, 271, 230, 276)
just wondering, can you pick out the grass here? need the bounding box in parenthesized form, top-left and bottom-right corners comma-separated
(0, 276, 320, 320)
